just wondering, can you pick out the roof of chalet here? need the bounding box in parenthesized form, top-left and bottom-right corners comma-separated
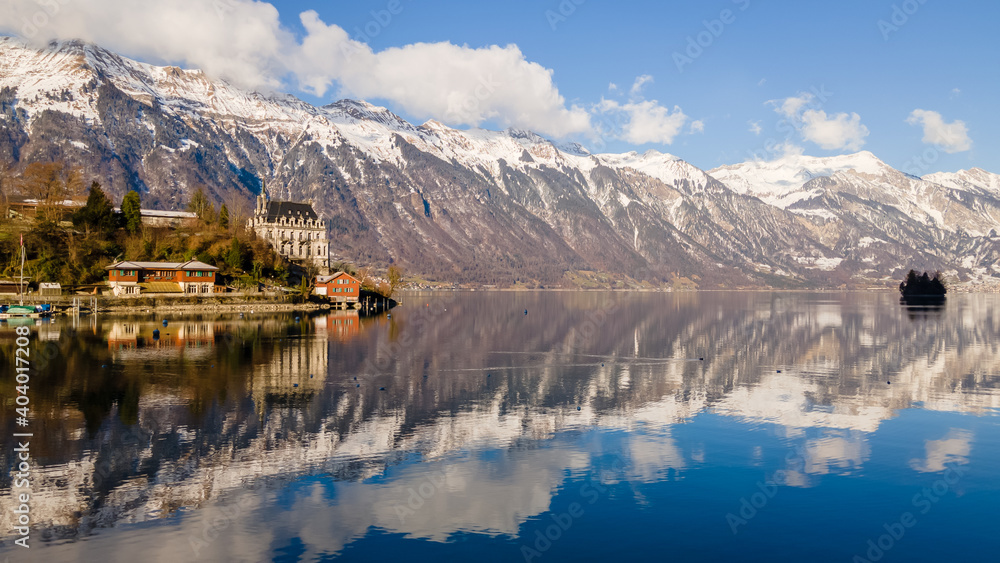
(262, 200, 319, 222)
(317, 271, 360, 284)
(106, 260, 219, 271)
(138, 282, 184, 293)
(112, 208, 198, 219)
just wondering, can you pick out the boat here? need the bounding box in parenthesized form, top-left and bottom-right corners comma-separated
(0, 304, 51, 319)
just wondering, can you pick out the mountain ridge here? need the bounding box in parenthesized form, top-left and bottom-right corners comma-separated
(3, 37, 1000, 288)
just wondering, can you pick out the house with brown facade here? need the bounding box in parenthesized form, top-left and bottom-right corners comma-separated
(315, 272, 360, 304)
(106, 260, 220, 297)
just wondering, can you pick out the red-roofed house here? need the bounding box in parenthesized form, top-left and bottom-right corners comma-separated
(315, 272, 360, 304)
(106, 260, 220, 296)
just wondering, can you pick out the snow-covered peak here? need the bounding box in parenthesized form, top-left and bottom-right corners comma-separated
(590, 149, 706, 189)
(708, 151, 902, 207)
(924, 168, 1000, 197)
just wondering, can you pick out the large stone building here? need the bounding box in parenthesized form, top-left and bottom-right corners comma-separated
(247, 191, 330, 271)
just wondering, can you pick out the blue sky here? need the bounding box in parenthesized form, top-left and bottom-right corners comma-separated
(4, 0, 997, 173)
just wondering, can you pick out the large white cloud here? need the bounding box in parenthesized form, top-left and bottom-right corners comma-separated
(769, 93, 869, 152)
(799, 109, 869, 151)
(592, 74, 693, 146)
(906, 109, 972, 153)
(0, 0, 591, 138)
(596, 99, 690, 146)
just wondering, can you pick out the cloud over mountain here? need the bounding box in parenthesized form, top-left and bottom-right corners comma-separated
(1, 0, 591, 138)
(907, 109, 972, 153)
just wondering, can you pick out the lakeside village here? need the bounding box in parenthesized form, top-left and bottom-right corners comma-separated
(0, 171, 402, 319)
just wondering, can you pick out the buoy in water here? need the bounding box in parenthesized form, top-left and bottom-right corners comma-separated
(777, 370, 782, 373)
(524, 309, 528, 315)
(162, 320, 168, 327)
(887, 381, 891, 385)
(379, 387, 386, 391)
(293, 383, 298, 388)
(152, 329, 160, 339)
(699, 358, 704, 361)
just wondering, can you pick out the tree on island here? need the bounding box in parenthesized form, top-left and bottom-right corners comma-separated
(899, 270, 946, 297)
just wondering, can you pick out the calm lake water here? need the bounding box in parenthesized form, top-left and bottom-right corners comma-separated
(2, 291, 999, 562)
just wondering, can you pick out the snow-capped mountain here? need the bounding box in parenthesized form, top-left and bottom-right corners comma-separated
(2, 37, 999, 287)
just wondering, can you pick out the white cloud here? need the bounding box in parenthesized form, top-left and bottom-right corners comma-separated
(689, 120, 705, 134)
(748, 120, 762, 135)
(597, 99, 690, 145)
(906, 109, 972, 153)
(909, 429, 972, 473)
(769, 93, 869, 151)
(0, 0, 591, 138)
(771, 93, 815, 119)
(799, 109, 869, 151)
(629, 74, 654, 98)
(608, 82, 619, 92)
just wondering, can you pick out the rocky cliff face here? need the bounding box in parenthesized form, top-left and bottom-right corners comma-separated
(3, 37, 999, 287)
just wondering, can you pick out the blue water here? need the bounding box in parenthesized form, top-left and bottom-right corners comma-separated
(2, 291, 999, 562)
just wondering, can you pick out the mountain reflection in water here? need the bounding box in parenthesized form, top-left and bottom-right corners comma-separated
(2, 292, 999, 561)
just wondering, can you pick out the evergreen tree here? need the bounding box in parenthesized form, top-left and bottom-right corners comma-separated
(121, 190, 142, 234)
(73, 181, 116, 235)
(225, 237, 244, 271)
(219, 203, 230, 230)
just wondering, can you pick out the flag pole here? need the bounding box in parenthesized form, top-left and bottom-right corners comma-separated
(19, 232, 25, 306)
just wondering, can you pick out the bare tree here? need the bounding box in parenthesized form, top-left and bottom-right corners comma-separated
(386, 265, 404, 297)
(221, 188, 253, 234)
(18, 162, 85, 222)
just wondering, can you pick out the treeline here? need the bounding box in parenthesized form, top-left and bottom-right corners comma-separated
(899, 270, 947, 297)
(0, 162, 286, 288)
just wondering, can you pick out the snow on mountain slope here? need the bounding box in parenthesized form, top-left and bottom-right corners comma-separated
(708, 151, 895, 208)
(924, 168, 1000, 198)
(4, 37, 1000, 287)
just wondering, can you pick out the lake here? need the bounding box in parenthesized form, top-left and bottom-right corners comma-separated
(2, 291, 999, 562)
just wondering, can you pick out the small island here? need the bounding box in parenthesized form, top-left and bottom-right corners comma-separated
(899, 270, 946, 304)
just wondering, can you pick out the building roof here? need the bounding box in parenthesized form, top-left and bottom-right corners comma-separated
(112, 209, 199, 219)
(106, 260, 219, 271)
(317, 271, 360, 284)
(138, 282, 184, 293)
(263, 200, 319, 222)
(39, 283, 61, 289)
